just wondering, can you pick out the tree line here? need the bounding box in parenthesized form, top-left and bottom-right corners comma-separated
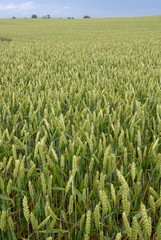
(12, 15, 91, 19)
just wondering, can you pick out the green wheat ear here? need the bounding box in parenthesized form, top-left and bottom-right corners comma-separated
(156, 218, 161, 240)
(115, 232, 122, 240)
(28, 181, 35, 202)
(123, 212, 131, 238)
(131, 162, 136, 182)
(100, 231, 105, 240)
(99, 190, 111, 215)
(0, 176, 4, 192)
(65, 175, 73, 194)
(68, 195, 74, 215)
(23, 196, 30, 223)
(85, 210, 91, 239)
(12, 145, 17, 160)
(13, 160, 20, 179)
(30, 212, 38, 230)
(8, 216, 15, 237)
(110, 183, 116, 204)
(149, 195, 156, 214)
(141, 203, 152, 238)
(0, 210, 7, 231)
(131, 216, 138, 240)
(7, 179, 12, 195)
(40, 173, 47, 195)
(94, 203, 100, 229)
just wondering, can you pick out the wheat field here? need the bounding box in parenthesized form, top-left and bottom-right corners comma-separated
(0, 16, 161, 239)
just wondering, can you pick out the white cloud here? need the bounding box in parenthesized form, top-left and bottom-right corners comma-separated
(0, 1, 35, 11)
(20, 1, 35, 10)
(63, 6, 70, 10)
(0, 3, 16, 10)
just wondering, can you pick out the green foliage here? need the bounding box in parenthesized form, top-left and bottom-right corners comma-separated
(32, 14, 37, 18)
(83, 15, 91, 18)
(0, 16, 161, 239)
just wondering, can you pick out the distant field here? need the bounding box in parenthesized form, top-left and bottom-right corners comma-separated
(0, 16, 161, 239)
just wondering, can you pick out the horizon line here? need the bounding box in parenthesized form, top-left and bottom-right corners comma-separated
(0, 14, 161, 20)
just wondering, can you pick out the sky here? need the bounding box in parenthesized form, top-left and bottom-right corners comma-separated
(0, 0, 161, 19)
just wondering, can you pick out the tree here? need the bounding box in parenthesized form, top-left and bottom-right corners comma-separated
(42, 15, 51, 19)
(32, 14, 37, 18)
(83, 15, 91, 19)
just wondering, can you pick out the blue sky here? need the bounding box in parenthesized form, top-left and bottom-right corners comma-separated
(0, 0, 161, 18)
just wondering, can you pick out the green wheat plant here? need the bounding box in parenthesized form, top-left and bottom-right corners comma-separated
(0, 15, 161, 239)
